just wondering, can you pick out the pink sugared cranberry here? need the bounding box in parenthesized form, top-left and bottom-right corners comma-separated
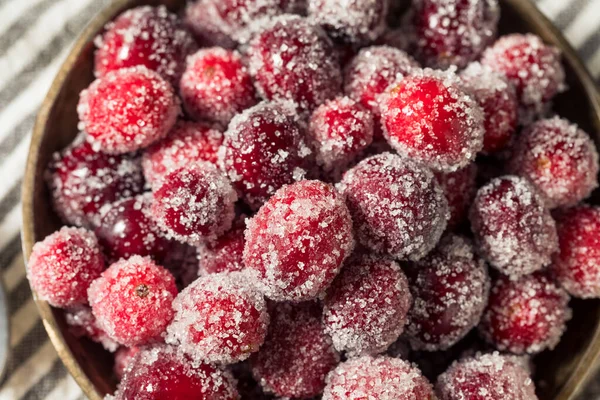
(198, 218, 246, 276)
(184, 1, 236, 48)
(180, 48, 257, 124)
(78, 66, 180, 154)
(27, 227, 105, 308)
(381, 69, 484, 172)
(66, 306, 119, 352)
(113, 346, 140, 379)
(434, 164, 477, 230)
(88, 256, 177, 346)
(323, 255, 412, 356)
(251, 302, 339, 398)
(469, 175, 558, 278)
(94, 6, 197, 87)
(244, 180, 354, 301)
(338, 152, 448, 260)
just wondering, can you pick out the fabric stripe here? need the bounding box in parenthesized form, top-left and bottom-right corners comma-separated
(42, 375, 83, 400)
(0, 183, 22, 223)
(5, 320, 48, 384)
(589, 47, 600, 78)
(564, 1, 600, 48)
(0, 236, 22, 273)
(9, 300, 40, 347)
(8, 278, 33, 316)
(535, 0, 575, 19)
(0, 0, 57, 52)
(0, 141, 30, 202)
(3, 254, 25, 291)
(22, 358, 67, 400)
(552, 0, 590, 28)
(580, 30, 600, 61)
(0, 207, 22, 252)
(0, 0, 48, 37)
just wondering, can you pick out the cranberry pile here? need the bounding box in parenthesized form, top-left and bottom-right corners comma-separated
(26, 1, 600, 399)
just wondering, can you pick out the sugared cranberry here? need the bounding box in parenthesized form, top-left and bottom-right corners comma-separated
(78, 66, 180, 154)
(218, 101, 313, 210)
(251, 302, 339, 398)
(114, 346, 140, 379)
(184, 1, 236, 48)
(46, 137, 144, 228)
(247, 15, 342, 114)
(323, 355, 435, 400)
(308, 96, 374, 174)
(166, 272, 268, 364)
(151, 164, 237, 244)
(114, 345, 239, 400)
(338, 152, 448, 260)
(180, 48, 257, 124)
(381, 69, 484, 172)
(551, 206, 600, 298)
(65, 306, 119, 352)
(436, 352, 537, 400)
(95, 194, 173, 263)
(434, 164, 477, 230)
(94, 6, 197, 87)
(508, 117, 599, 208)
(27, 227, 105, 308)
(142, 120, 223, 187)
(479, 273, 571, 354)
(88, 256, 177, 346)
(198, 218, 246, 276)
(244, 180, 354, 301)
(481, 33, 565, 122)
(308, 0, 388, 44)
(460, 62, 519, 154)
(323, 255, 412, 356)
(405, 235, 489, 351)
(410, 0, 499, 69)
(469, 175, 558, 278)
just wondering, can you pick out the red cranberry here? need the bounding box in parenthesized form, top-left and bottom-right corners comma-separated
(94, 6, 197, 87)
(481, 33, 565, 123)
(218, 101, 314, 210)
(46, 137, 144, 228)
(251, 302, 339, 398)
(380, 69, 484, 172)
(151, 164, 237, 245)
(323, 355, 435, 400)
(479, 273, 571, 354)
(338, 152, 448, 260)
(436, 352, 537, 400)
(184, 1, 236, 48)
(142, 120, 223, 187)
(323, 255, 412, 356)
(166, 272, 268, 364)
(434, 164, 477, 230)
(27, 227, 105, 308)
(247, 15, 342, 114)
(88, 256, 177, 346)
(509, 117, 599, 208)
(65, 306, 119, 352)
(114, 345, 239, 400)
(114, 346, 140, 379)
(460, 62, 519, 154)
(198, 218, 246, 276)
(243, 180, 354, 301)
(180, 48, 257, 124)
(469, 175, 558, 278)
(78, 66, 180, 154)
(405, 235, 490, 351)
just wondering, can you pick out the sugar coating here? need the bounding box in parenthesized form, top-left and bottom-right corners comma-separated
(65, 306, 119, 353)
(46, 135, 144, 228)
(481, 33, 565, 123)
(218, 101, 313, 210)
(308, 0, 389, 45)
(184, 1, 237, 48)
(323, 355, 435, 400)
(405, 235, 490, 351)
(338, 152, 449, 260)
(551, 205, 600, 298)
(323, 254, 412, 356)
(308, 96, 374, 174)
(142, 120, 223, 187)
(27, 227, 105, 308)
(113, 346, 140, 379)
(243, 180, 354, 301)
(151, 163, 237, 245)
(94, 5, 197, 87)
(251, 301, 340, 398)
(460, 62, 518, 154)
(381, 68, 485, 172)
(198, 217, 247, 276)
(434, 163, 477, 229)
(180, 48, 257, 125)
(166, 272, 269, 365)
(247, 15, 342, 114)
(112, 345, 239, 399)
(409, 0, 499, 69)
(508, 117, 599, 209)
(469, 175, 558, 278)
(479, 273, 571, 355)
(88, 255, 177, 346)
(436, 352, 538, 400)
(78, 66, 180, 154)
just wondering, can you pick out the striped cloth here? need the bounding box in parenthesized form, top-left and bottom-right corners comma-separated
(0, 0, 599, 399)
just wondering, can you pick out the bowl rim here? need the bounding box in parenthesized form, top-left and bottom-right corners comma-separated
(20, 0, 600, 399)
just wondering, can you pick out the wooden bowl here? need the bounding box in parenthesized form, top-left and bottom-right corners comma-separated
(21, 0, 600, 399)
